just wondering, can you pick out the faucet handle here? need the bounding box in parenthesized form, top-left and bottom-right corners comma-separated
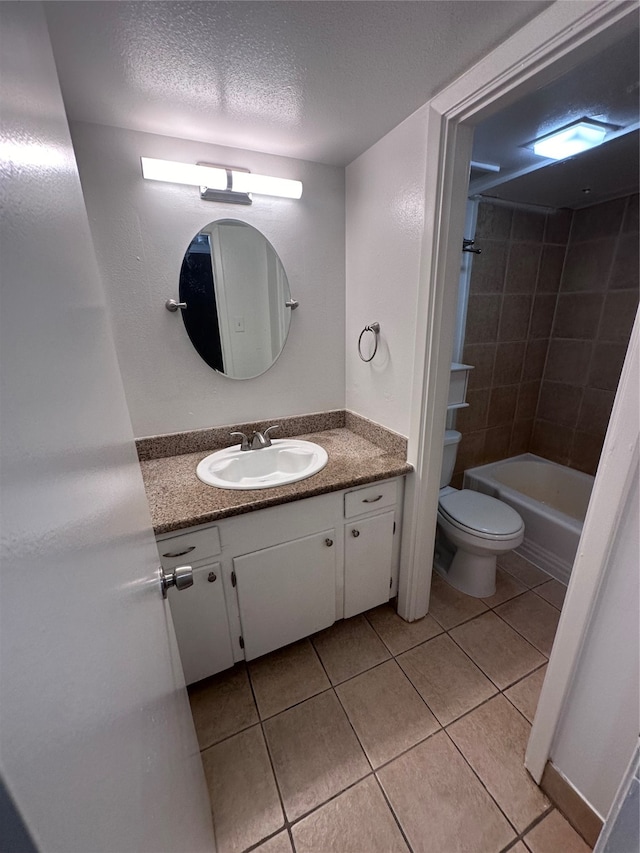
(230, 431, 250, 451)
(263, 425, 280, 442)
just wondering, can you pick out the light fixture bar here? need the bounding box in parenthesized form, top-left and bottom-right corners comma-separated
(140, 157, 302, 200)
(532, 120, 608, 160)
(141, 158, 227, 190)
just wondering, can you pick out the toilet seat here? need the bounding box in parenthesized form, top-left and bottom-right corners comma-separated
(438, 489, 524, 541)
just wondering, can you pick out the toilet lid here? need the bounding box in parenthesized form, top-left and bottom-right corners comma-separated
(439, 489, 524, 537)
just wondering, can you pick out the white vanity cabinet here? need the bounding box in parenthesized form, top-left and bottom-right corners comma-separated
(157, 476, 404, 684)
(166, 562, 234, 684)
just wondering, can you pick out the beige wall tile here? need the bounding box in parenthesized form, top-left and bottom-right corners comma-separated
(249, 639, 330, 719)
(263, 691, 369, 821)
(292, 776, 409, 853)
(496, 592, 560, 656)
(524, 809, 591, 853)
(366, 603, 442, 655)
(336, 660, 439, 768)
(448, 695, 549, 832)
(428, 573, 489, 630)
(312, 615, 390, 685)
(188, 665, 258, 750)
(378, 731, 515, 852)
(202, 725, 284, 853)
(450, 611, 546, 690)
(398, 634, 496, 725)
(505, 665, 548, 724)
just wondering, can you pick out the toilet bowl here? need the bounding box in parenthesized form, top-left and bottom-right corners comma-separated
(435, 487, 524, 597)
(434, 430, 525, 597)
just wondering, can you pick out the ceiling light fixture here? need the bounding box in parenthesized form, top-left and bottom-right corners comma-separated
(140, 157, 303, 204)
(531, 120, 608, 160)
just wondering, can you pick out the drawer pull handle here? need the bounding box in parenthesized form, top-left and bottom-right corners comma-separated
(162, 545, 196, 558)
(352, 529, 360, 537)
(325, 538, 334, 547)
(363, 495, 383, 503)
(208, 571, 217, 583)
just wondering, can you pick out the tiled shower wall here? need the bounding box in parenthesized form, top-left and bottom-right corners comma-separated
(454, 193, 639, 482)
(531, 194, 638, 474)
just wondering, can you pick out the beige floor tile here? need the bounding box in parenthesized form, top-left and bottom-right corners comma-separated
(202, 725, 284, 853)
(377, 731, 515, 853)
(496, 592, 561, 656)
(498, 553, 551, 588)
(524, 809, 591, 853)
(398, 634, 496, 725)
(188, 665, 258, 750)
(312, 615, 390, 684)
(509, 844, 529, 853)
(428, 573, 489, 630)
(448, 695, 549, 832)
(263, 690, 369, 821)
(292, 776, 409, 853)
(535, 579, 567, 611)
(505, 665, 548, 723)
(450, 611, 546, 690)
(366, 603, 443, 655)
(249, 639, 330, 719)
(481, 568, 527, 608)
(336, 659, 439, 767)
(251, 832, 293, 853)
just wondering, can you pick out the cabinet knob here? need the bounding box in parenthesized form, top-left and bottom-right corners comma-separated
(159, 564, 193, 598)
(325, 538, 333, 547)
(208, 571, 217, 583)
(351, 529, 360, 537)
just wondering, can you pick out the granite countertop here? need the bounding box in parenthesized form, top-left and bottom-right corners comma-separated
(140, 426, 412, 535)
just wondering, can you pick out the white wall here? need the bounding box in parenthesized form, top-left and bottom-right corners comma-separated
(345, 106, 429, 437)
(71, 121, 345, 437)
(550, 460, 639, 818)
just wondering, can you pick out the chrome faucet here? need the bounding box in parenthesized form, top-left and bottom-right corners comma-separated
(230, 425, 280, 451)
(250, 424, 280, 450)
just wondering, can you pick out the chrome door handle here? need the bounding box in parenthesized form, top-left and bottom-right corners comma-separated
(160, 564, 193, 598)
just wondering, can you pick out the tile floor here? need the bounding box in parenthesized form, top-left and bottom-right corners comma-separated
(189, 554, 590, 853)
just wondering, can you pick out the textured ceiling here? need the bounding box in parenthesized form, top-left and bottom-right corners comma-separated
(45, 0, 552, 166)
(470, 27, 640, 209)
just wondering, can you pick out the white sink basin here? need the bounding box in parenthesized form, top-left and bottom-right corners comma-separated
(196, 439, 329, 490)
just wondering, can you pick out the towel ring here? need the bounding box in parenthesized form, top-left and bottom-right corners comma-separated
(358, 322, 380, 362)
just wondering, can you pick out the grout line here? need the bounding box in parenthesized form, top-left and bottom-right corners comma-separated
(371, 772, 415, 853)
(444, 728, 522, 838)
(499, 804, 556, 852)
(195, 555, 563, 853)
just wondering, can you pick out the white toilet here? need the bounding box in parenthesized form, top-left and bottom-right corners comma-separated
(434, 430, 525, 597)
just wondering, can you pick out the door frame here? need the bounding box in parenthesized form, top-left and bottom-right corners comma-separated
(398, 0, 638, 780)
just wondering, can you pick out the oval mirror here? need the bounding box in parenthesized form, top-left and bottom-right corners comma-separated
(178, 219, 293, 379)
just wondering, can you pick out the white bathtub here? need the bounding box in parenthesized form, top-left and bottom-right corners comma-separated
(463, 454, 594, 584)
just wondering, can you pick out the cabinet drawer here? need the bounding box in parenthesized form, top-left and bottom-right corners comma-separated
(157, 526, 221, 570)
(344, 480, 397, 518)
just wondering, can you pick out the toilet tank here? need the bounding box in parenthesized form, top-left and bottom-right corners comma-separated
(440, 430, 462, 489)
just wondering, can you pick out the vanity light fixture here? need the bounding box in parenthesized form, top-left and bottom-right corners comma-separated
(140, 157, 303, 204)
(531, 120, 608, 160)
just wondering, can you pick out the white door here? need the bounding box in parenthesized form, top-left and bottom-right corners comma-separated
(0, 5, 215, 851)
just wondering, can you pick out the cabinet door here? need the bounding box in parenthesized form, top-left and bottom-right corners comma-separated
(344, 511, 395, 618)
(168, 561, 234, 684)
(234, 530, 337, 660)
